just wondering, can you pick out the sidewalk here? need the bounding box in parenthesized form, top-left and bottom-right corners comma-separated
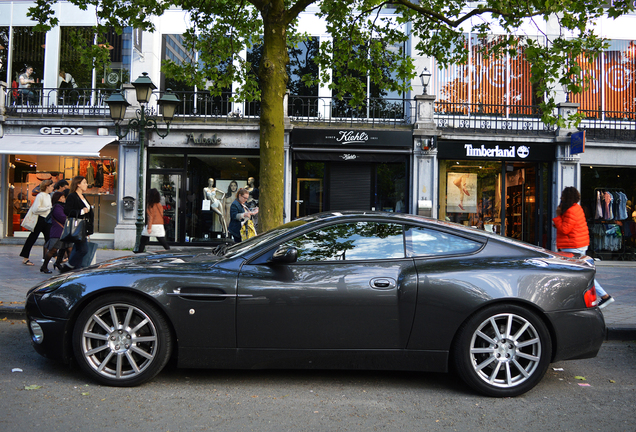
(0, 244, 634, 340)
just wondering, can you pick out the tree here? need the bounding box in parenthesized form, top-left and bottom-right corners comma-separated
(30, 0, 631, 231)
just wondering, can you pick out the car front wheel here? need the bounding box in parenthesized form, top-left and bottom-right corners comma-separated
(72, 293, 172, 387)
(452, 304, 552, 397)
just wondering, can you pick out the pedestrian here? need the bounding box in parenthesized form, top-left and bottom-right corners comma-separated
(135, 188, 170, 253)
(553, 186, 615, 308)
(59, 176, 94, 273)
(19, 179, 54, 266)
(53, 179, 69, 193)
(228, 188, 258, 243)
(41, 191, 72, 273)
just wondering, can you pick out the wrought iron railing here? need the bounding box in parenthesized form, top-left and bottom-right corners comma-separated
(286, 96, 415, 127)
(434, 102, 556, 136)
(578, 109, 636, 142)
(3, 86, 636, 141)
(3, 87, 114, 119)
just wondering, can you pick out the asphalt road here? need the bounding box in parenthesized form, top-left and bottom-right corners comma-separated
(1, 319, 635, 432)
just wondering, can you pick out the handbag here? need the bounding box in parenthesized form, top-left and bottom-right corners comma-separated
(240, 219, 257, 241)
(141, 224, 165, 237)
(61, 214, 86, 243)
(81, 241, 98, 268)
(21, 206, 38, 231)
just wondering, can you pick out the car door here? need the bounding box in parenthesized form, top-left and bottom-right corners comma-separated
(236, 220, 418, 349)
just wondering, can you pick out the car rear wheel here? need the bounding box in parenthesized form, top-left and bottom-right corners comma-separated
(72, 293, 172, 387)
(452, 304, 552, 397)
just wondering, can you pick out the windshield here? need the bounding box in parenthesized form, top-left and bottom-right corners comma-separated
(223, 218, 313, 258)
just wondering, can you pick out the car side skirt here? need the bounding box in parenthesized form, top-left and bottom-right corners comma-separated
(178, 348, 449, 372)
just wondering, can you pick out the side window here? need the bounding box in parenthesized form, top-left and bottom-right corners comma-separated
(282, 222, 405, 262)
(406, 226, 482, 257)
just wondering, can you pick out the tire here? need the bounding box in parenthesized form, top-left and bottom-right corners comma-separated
(452, 304, 552, 397)
(72, 293, 172, 387)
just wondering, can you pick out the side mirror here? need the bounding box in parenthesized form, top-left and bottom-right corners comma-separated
(271, 246, 298, 264)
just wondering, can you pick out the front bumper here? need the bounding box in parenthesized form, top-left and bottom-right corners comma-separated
(547, 307, 605, 362)
(25, 294, 71, 363)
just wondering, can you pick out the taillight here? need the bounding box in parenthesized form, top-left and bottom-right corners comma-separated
(584, 284, 598, 308)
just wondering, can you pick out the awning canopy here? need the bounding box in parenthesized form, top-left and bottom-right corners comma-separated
(0, 135, 118, 156)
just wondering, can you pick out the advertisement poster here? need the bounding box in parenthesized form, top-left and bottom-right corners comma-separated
(447, 173, 477, 213)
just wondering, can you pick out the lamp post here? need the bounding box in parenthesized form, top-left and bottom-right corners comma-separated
(419, 67, 432, 95)
(105, 72, 180, 252)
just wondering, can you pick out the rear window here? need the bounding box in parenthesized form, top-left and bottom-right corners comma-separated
(406, 226, 483, 257)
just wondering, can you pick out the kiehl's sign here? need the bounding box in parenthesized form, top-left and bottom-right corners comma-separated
(292, 129, 411, 148)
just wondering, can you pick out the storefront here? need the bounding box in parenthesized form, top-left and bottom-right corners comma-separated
(437, 140, 555, 248)
(579, 144, 636, 260)
(290, 128, 412, 218)
(0, 127, 118, 239)
(146, 127, 261, 245)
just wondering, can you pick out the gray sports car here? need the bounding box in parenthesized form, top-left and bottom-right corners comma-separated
(25, 212, 604, 397)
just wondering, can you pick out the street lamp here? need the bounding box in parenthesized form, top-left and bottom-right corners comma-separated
(419, 67, 432, 95)
(105, 72, 180, 253)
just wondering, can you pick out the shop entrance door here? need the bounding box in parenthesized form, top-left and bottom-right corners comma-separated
(504, 163, 543, 245)
(149, 173, 182, 243)
(296, 178, 323, 218)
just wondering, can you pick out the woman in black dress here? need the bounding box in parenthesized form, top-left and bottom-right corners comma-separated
(59, 176, 94, 273)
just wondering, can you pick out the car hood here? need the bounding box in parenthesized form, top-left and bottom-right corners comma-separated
(97, 247, 224, 268)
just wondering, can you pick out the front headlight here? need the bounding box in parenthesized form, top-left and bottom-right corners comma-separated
(30, 321, 44, 344)
(27, 277, 67, 296)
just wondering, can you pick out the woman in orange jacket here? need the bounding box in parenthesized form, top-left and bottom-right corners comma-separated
(553, 187, 614, 308)
(136, 188, 170, 253)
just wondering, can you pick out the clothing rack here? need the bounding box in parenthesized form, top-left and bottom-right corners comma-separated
(591, 188, 632, 260)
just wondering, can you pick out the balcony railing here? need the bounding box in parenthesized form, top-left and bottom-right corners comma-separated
(3, 87, 114, 119)
(3, 86, 636, 142)
(434, 102, 556, 136)
(578, 109, 636, 142)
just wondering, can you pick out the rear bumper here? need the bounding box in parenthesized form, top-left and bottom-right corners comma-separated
(546, 307, 605, 362)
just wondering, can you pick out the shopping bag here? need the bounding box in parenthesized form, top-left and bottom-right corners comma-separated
(61, 217, 86, 242)
(81, 241, 98, 268)
(240, 219, 257, 241)
(21, 207, 38, 231)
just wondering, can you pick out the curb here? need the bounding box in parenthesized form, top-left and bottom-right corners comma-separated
(0, 305, 26, 320)
(3, 305, 635, 342)
(606, 325, 636, 341)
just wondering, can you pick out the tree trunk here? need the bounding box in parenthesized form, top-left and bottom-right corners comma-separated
(258, 4, 289, 233)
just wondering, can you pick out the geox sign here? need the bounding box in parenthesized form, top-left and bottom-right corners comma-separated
(464, 144, 529, 159)
(187, 133, 221, 145)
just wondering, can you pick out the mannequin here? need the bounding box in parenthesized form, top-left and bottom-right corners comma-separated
(245, 177, 259, 209)
(224, 180, 239, 223)
(203, 178, 227, 235)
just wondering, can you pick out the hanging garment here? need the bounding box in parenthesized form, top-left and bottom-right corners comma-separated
(603, 192, 614, 220)
(595, 190, 603, 220)
(616, 191, 628, 220)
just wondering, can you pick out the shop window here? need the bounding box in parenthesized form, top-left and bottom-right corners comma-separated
(161, 34, 232, 115)
(439, 160, 502, 234)
(330, 40, 406, 120)
(581, 166, 636, 260)
(10, 27, 45, 98)
(436, 34, 540, 114)
(149, 154, 185, 169)
(571, 40, 636, 120)
(0, 27, 8, 83)
(10, 148, 118, 236)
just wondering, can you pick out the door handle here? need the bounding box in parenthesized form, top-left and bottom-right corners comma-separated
(369, 277, 396, 290)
